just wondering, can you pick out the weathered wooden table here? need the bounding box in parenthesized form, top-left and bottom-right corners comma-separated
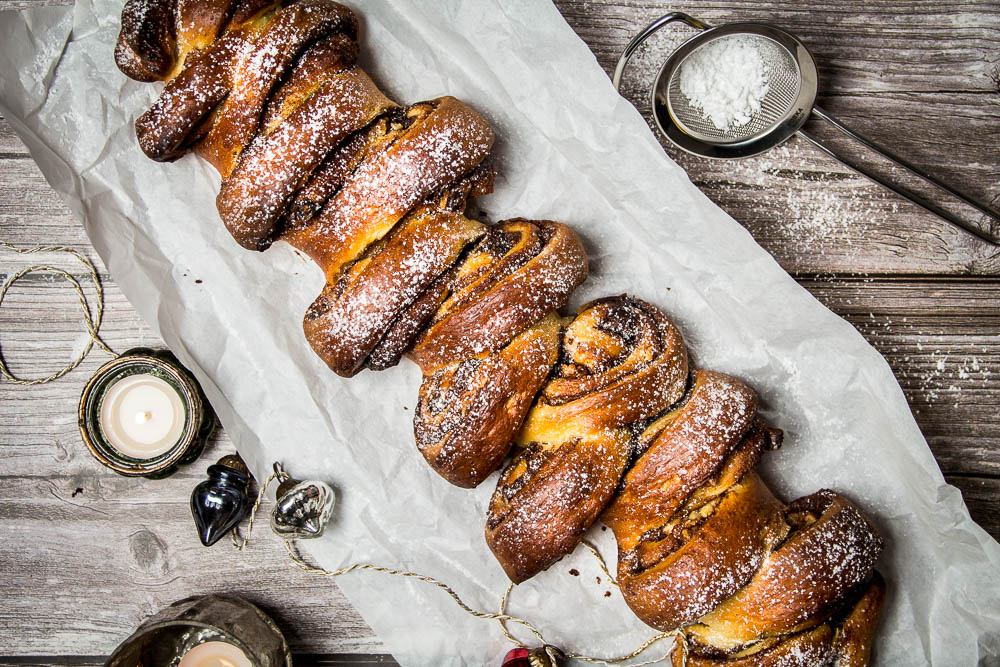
(1, 0, 996, 664)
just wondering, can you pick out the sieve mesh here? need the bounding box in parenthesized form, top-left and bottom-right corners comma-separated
(666, 34, 801, 145)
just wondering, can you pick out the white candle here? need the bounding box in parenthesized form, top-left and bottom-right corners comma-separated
(98, 373, 186, 459)
(177, 641, 253, 667)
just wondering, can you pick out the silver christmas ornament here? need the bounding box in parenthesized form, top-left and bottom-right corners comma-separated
(270, 462, 336, 539)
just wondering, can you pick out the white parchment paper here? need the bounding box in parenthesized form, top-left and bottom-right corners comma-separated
(2, 1, 999, 664)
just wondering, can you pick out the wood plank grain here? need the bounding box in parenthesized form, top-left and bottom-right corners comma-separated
(0, 417, 994, 656)
(553, 0, 1000, 275)
(0, 0, 998, 661)
(945, 475, 1000, 541)
(0, 395, 996, 656)
(2, 271, 997, 538)
(0, 240, 384, 653)
(800, 277, 1000, 474)
(0, 426, 386, 655)
(682, 131, 1000, 276)
(3, 269, 990, 653)
(7, 0, 1000, 273)
(2, 0, 997, 94)
(0, 0, 69, 6)
(4, 271, 995, 474)
(554, 0, 1000, 94)
(7, 91, 1000, 275)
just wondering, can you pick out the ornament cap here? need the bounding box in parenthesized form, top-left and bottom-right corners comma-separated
(275, 477, 300, 500)
(272, 461, 302, 503)
(217, 453, 249, 475)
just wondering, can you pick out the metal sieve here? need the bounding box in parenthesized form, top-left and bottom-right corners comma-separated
(613, 12, 1000, 245)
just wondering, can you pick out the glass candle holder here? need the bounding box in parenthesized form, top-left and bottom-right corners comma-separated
(78, 348, 214, 477)
(106, 595, 292, 667)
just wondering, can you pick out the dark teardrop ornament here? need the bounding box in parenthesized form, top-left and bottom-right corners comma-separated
(190, 455, 252, 546)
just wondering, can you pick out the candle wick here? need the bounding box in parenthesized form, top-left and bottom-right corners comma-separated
(135, 411, 152, 424)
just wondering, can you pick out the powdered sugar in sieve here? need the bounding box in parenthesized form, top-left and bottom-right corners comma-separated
(677, 35, 771, 132)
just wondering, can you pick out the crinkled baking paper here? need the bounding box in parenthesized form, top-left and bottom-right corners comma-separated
(1, 1, 998, 664)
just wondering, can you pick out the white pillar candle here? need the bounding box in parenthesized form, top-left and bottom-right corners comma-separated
(98, 373, 186, 459)
(177, 641, 253, 667)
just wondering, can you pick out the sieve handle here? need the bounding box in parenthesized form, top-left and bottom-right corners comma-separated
(799, 107, 1000, 245)
(612, 12, 711, 92)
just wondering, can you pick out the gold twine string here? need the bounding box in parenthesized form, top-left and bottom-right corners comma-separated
(0, 242, 675, 662)
(231, 469, 279, 551)
(233, 467, 678, 665)
(0, 242, 115, 384)
(581, 540, 618, 588)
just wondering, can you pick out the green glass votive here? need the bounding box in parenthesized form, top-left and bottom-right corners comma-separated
(78, 348, 214, 477)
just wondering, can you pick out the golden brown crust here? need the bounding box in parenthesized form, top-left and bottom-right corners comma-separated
(604, 370, 763, 554)
(516, 295, 689, 443)
(687, 491, 884, 651)
(618, 472, 786, 632)
(283, 96, 494, 278)
(193, 0, 360, 179)
(257, 34, 361, 134)
(119, 1, 887, 651)
(832, 573, 886, 667)
(172, 0, 241, 53)
(670, 624, 836, 667)
(486, 429, 632, 583)
(486, 296, 689, 583)
(414, 313, 562, 488)
(627, 422, 778, 574)
(218, 65, 395, 249)
(668, 574, 886, 667)
(365, 267, 452, 371)
(131, 0, 358, 171)
(411, 219, 588, 373)
(281, 105, 420, 233)
(134, 28, 251, 161)
(604, 364, 883, 663)
(357, 159, 506, 372)
(302, 206, 485, 377)
(116, 0, 178, 82)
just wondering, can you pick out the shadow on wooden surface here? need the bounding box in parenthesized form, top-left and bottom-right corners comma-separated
(0, 0, 996, 662)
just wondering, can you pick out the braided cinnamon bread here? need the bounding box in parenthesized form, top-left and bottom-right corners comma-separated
(604, 370, 885, 665)
(487, 296, 688, 582)
(412, 219, 587, 487)
(116, 0, 886, 660)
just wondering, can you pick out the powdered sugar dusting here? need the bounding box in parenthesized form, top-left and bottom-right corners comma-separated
(122, 1, 886, 648)
(301, 98, 493, 275)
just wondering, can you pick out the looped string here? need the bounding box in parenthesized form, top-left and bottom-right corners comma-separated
(0, 242, 115, 384)
(231, 469, 278, 551)
(0, 238, 674, 662)
(545, 645, 568, 665)
(581, 540, 618, 587)
(232, 464, 678, 665)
